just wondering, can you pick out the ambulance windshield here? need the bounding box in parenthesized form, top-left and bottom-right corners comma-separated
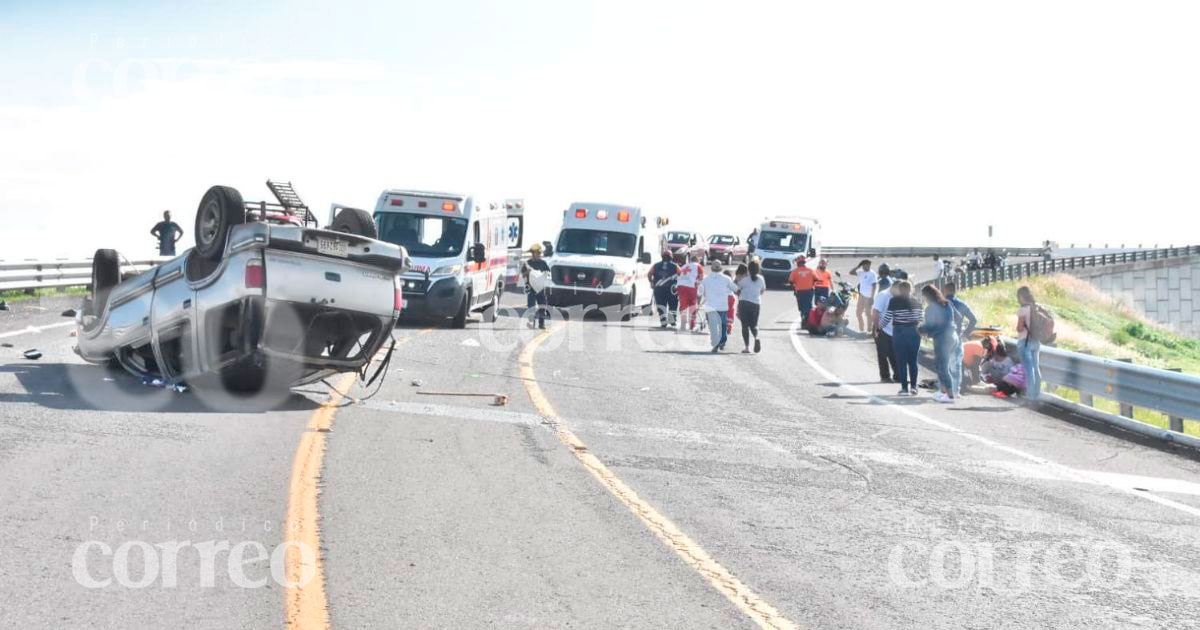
(758, 230, 807, 253)
(556, 229, 638, 258)
(376, 213, 468, 257)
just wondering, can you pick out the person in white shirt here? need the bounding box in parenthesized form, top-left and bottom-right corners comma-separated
(700, 260, 737, 352)
(677, 253, 704, 332)
(849, 259, 878, 332)
(870, 269, 907, 382)
(734, 260, 767, 353)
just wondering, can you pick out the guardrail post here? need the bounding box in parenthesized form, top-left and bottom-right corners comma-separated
(1117, 358, 1135, 418)
(1166, 368, 1186, 432)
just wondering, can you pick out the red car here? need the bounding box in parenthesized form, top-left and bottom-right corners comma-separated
(707, 234, 749, 264)
(665, 230, 708, 263)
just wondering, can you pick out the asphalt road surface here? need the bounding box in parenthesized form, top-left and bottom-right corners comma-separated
(1, 280, 1198, 629)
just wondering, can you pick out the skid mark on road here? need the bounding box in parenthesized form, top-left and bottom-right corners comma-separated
(520, 323, 800, 630)
(787, 316, 1200, 521)
(284, 330, 429, 630)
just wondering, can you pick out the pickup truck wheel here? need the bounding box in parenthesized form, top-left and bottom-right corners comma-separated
(450, 292, 469, 328)
(330, 207, 378, 239)
(90, 249, 120, 315)
(194, 185, 246, 261)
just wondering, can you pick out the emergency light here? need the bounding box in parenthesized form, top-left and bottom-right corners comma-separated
(596, 209, 609, 220)
(575, 209, 588, 218)
(617, 211, 630, 223)
(389, 199, 404, 207)
(442, 201, 457, 212)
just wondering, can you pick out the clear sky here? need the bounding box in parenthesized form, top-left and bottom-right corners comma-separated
(3, 0, 1199, 259)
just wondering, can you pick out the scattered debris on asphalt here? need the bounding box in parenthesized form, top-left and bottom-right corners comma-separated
(69, 330, 78, 337)
(141, 376, 188, 393)
(23, 349, 43, 360)
(0, 301, 8, 311)
(460, 338, 480, 347)
(61, 308, 77, 317)
(410, 379, 423, 387)
(1, 342, 12, 348)
(417, 390, 509, 406)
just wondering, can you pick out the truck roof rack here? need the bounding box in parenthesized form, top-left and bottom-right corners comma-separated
(246, 180, 317, 227)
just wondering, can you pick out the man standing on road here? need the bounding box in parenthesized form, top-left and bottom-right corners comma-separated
(943, 281, 978, 395)
(849, 259, 877, 332)
(871, 269, 906, 382)
(151, 210, 184, 256)
(812, 259, 833, 306)
(650, 250, 681, 328)
(521, 243, 551, 329)
(747, 228, 758, 256)
(789, 255, 815, 324)
(677, 253, 704, 332)
(701, 260, 737, 352)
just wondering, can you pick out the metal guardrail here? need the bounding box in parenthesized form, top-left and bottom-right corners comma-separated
(822, 246, 1046, 258)
(1031, 341, 1200, 449)
(928, 245, 1200, 291)
(0, 258, 163, 292)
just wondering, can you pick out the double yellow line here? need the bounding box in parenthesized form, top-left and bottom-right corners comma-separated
(519, 324, 799, 630)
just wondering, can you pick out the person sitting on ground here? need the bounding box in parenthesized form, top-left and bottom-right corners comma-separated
(983, 345, 1020, 397)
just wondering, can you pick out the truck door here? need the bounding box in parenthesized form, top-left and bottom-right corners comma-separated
(149, 255, 198, 380)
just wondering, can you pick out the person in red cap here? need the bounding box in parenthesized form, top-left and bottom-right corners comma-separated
(788, 255, 816, 323)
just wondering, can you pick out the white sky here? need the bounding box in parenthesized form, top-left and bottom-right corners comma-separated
(2, 0, 1199, 260)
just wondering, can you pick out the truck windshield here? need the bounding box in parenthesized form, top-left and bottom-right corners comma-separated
(758, 230, 807, 252)
(375, 213, 468, 258)
(666, 232, 692, 244)
(709, 235, 735, 244)
(556, 229, 637, 258)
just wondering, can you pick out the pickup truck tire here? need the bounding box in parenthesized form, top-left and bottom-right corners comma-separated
(90, 249, 120, 315)
(330, 207, 378, 239)
(194, 185, 246, 261)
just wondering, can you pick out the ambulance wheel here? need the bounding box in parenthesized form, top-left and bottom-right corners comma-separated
(450, 292, 469, 329)
(482, 282, 502, 323)
(620, 289, 636, 321)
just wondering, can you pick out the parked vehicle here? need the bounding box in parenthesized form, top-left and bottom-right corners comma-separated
(665, 230, 707, 263)
(76, 183, 409, 396)
(372, 189, 518, 328)
(504, 198, 526, 287)
(754, 216, 821, 287)
(545, 203, 666, 319)
(706, 234, 748, 264)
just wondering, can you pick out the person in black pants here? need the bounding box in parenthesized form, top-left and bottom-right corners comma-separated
(650, 251, 681, 328)
(880, 281, 923, 395)
(521, 243, 551, 329)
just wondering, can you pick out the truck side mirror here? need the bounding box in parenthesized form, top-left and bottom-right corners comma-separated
(639, 252, 652, 265)
(542, 241, 554, 257)
(471, 243, 486, 264)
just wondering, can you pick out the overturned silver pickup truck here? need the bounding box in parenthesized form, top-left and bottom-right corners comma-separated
(76, 183, 409, 394)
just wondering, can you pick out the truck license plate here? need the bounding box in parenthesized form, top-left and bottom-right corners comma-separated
(317, 237, 348, 257)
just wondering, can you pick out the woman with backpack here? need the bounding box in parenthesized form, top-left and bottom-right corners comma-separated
(1016, 285, 1047, 400)
(918, 284, 960, 403)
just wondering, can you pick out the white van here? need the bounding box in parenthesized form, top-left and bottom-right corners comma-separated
(372, 189, 516, 327)
(545, 202, 665, 316)
(754, 216, 821, 287)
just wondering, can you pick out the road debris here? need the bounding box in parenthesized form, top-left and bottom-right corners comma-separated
(1, 342, 12, 348)
(141, 376, 188, 393)
(417, 390, 509, 406)
(61, 308, 77, 317)
(460, 338, 480, 347)
(410, 379, 423, 387)
(23, 349, 43, 360)
(0, 301, 8, 311)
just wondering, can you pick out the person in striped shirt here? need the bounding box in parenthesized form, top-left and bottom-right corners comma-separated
(880, 281, 923, 395)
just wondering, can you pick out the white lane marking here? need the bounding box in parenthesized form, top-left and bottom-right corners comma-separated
(0, 321, 74, 340)
(787, 316, 1200, 520)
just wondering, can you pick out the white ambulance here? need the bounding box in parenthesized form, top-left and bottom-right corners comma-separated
(545, 202, 665, 316)
(754, 216, 822, 287)
(372, 189, 515, 327)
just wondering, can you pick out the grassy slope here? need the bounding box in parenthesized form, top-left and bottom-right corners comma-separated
(960, 274, 1200, 374)
(960, 274, 1200, 436)
(0, 287, 88, 302)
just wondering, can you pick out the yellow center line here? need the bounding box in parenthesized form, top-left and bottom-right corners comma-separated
(284, 329, 430, 630)
(518, 323, 800, 630)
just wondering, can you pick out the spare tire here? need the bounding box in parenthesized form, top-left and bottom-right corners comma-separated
(194, 186, 246, 261)
(90, 248, 120, 315)
(330, 207, 377, 239)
